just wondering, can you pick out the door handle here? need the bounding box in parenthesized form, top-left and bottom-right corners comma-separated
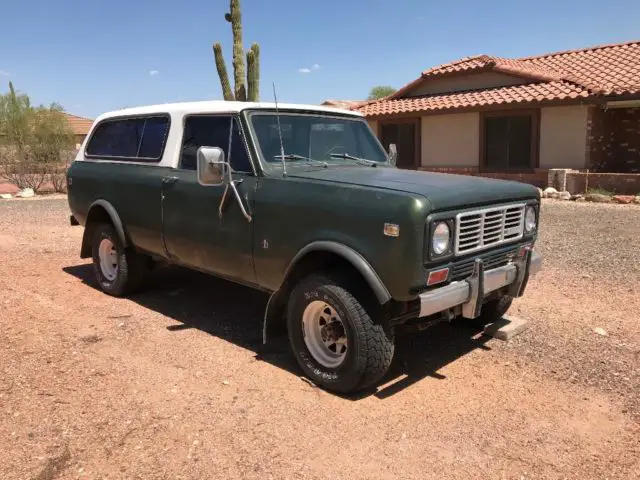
(162, 176, 179, 185)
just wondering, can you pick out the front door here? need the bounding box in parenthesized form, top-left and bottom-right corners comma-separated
(161, 115, 257, 284)
(380, 121, 418, 169)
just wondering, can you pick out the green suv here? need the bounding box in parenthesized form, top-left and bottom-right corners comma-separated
(67, 101, 542, 393)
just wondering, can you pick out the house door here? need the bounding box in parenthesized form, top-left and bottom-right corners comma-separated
(380, 121, 418, 169)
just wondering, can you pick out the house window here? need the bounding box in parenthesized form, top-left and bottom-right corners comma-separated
(482, 111, 537, 170)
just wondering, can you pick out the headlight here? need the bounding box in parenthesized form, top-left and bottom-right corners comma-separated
(432, 222, 451, 255)
(525, 206, 537, 232)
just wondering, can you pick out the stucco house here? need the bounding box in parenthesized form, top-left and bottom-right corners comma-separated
(356, 40, 640, 187)
(63, 113, 94, 148)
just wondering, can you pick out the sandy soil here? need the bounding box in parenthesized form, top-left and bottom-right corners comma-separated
(1, 198, 639, 479)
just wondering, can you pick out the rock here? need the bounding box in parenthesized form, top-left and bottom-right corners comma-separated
(0, 193, 12, 200)
(584, 193, 611, 203)
(537, 188, 543, 198)
(543, 187, 558, 198)
(557, 191, 571, 200)
(576, 197, 586, 202)
(571, 194, 584, 201)
(634, 196, 640, 204)
(613, 195, 634, 204)
(222, 380, 230, 385)
(593, 327, 608, 336)
(483, 315, 529, 341)
(15, 188, 35, 198)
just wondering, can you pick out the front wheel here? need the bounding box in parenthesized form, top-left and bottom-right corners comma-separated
(287, 274, 394, 393)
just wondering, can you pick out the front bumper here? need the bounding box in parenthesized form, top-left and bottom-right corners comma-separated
(418, 248, 542, 319)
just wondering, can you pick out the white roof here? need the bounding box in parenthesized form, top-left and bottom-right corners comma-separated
(95, 100, 362, 123)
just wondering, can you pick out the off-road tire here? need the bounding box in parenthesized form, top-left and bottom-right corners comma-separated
(91, 223, 149, 297)
(476, 295, 513, 325)
(287, 273, 394, 394)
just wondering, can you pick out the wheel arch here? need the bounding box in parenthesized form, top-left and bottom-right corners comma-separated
(262, 241, 392, 343)
(80, 199, 128, 258)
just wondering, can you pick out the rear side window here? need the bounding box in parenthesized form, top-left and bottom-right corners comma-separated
(86, 116, 170, 161)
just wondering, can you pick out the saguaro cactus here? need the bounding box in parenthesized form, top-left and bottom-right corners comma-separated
(213, 0, 260, 102)
(246, 43, 260, 102)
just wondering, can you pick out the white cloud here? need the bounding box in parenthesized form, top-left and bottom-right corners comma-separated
(149, 70, 159, 76)
(298, 64, 320, 74)
(0, 70, 9, 76)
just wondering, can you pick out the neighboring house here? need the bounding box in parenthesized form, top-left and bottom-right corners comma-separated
(356, 40, 640, 185)
(63, 113, 94, 149)
(321, 99, 366, 109)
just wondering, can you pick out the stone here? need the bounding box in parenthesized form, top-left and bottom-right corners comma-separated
(571, 194, 584, 201)
(483, 315, 529, 341)
(0, 194, 12, 200)
(558, 191, 571, 200)
(613, 195, 634, 204)
(593, 327, 608, 336)
(15, 188, 35, 198)
(635, 196, 640, 204)
(584, 193, 611, 203)
(576, 197, 586, 202)
(543, 187, 558, 198)
(537, 188, 543, 198)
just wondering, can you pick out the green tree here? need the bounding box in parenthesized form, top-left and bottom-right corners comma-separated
(0, 82, 74, 192)
(367, 85, 396, 100)
(213, 0, 261, 102)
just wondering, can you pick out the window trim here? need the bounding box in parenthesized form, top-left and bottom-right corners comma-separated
(243, 109, 387, 174)
(85, 113, 171, 163)
(177, 113, 257, 175)
(479, 109, 540, 173)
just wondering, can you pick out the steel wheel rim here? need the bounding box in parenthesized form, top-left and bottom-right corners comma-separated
(302, 301, 348, 368)
(98, 238, 118, 281)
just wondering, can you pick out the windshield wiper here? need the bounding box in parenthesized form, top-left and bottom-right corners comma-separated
(329, 153, 378, 167)
(274, 153, 328, 167)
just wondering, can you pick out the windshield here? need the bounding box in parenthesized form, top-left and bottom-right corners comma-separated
(249, 113, 388, 166)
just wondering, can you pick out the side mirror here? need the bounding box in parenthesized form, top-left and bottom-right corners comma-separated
(197, 146, 228, 186)
(388, 143, 398, 166)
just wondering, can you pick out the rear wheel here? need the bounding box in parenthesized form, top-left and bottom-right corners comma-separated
(287, 273, 394, 393)
(91, 223, 150, 296)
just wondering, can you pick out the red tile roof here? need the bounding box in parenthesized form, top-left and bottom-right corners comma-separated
(63, 113, 94, 136)
(357, 40, 640, 117)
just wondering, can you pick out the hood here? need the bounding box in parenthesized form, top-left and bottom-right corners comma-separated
(287, 166, 539, 211)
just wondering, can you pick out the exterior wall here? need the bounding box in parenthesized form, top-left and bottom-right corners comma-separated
(418, 166, 548, 188)
(539, 105, 589, 169)
(586, 107, 640, 172)
(367, 119, 378, 137)
(407, 72, 528, 97)
(420, 112, 479, 167)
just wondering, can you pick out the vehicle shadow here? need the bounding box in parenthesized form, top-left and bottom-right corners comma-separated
(63, 263, 493, 400)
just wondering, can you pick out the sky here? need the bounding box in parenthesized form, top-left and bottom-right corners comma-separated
(1, 0, 639, 119)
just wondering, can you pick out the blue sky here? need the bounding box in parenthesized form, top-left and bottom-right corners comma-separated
(1, 0, 638, 119)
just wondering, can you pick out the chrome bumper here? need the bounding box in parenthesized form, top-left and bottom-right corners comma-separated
(419, 249, 542, 319)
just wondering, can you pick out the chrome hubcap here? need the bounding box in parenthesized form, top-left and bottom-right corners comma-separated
(302, 301, 348, 368)
(98, 238, 118, 281)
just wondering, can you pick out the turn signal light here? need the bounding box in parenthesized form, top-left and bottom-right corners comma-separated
(427, 268, 449, 286)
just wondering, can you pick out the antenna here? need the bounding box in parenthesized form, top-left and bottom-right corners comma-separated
(272, 82, 287, 177)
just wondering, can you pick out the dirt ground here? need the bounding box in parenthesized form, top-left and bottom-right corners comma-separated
(1, 197, 639, 480)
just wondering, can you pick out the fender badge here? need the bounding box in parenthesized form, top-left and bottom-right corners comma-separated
(383, 223, 400, 237)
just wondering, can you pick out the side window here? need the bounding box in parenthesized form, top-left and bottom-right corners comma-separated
(138, 117, 170, 159)
(86, 116, 169, 161)
(180, 116, 252, 173)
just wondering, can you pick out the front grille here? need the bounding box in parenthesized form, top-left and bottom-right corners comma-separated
(450, 245, 520, 281)
(455, 203, 525, 255)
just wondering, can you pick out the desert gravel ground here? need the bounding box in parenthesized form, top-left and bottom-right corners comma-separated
(1, 197, 639, 480)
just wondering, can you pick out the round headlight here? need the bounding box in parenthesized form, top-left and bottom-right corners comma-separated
(432, 222, 451, 255)
(525, 206, 537, 232)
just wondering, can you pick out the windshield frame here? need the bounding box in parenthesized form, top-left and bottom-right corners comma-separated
(242, 109, 389, 174)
